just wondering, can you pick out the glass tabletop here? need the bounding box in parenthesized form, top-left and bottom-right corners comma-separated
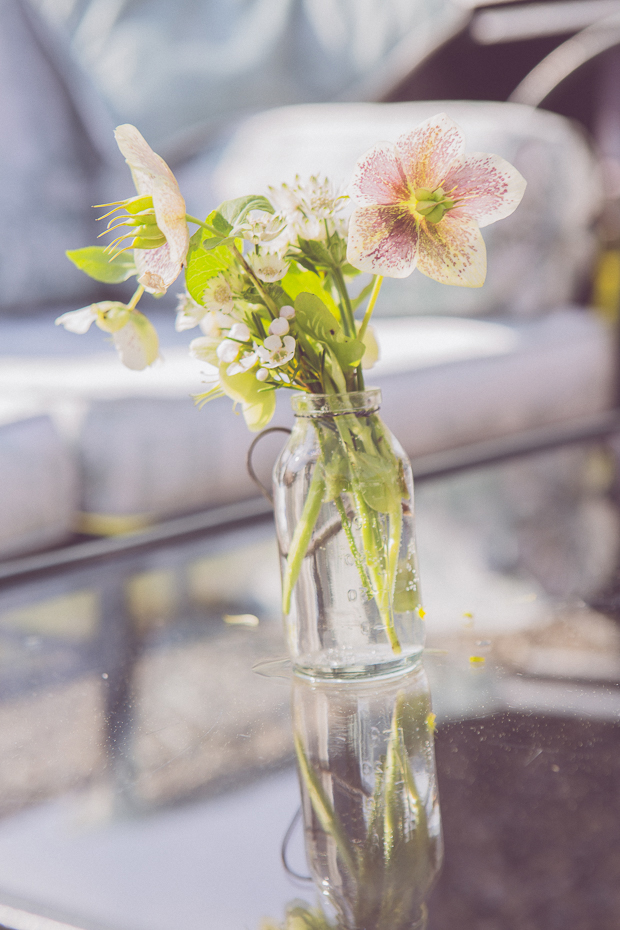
(1, 437, 619, 930)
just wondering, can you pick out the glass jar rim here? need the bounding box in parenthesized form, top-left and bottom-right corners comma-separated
(291, 388, 381, 418)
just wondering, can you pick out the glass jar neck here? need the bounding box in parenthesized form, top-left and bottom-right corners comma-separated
(291, 389, 381, 418)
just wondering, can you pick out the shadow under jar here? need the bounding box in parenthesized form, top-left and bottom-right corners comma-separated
(273, 389, 424, 680)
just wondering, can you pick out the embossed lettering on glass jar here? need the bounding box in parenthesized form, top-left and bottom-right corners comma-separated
(273, 389, 424, 679)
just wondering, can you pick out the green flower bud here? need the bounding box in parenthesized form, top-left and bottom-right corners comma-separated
(424, 204, 447, 224)
(125, 195, 155, 214)
(132, 235, 167, 249)
(134, 223, 165, 240)
(415, 200, 440, 216)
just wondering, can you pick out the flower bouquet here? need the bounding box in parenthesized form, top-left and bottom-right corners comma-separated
(58, 114, 525, 677)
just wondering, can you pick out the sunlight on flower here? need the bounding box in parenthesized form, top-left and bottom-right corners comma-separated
(114, 124, 190, 294)
(347, 113, 526, 287)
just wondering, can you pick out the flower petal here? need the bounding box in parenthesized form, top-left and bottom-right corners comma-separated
(113, 124, 177, 197)
(347, 205, 418, 278)
(444, 152, 527, 228)
(112, 311, 160, 370)
(348, 141, 409, 206)
(416, 213, 487, 287)
(151, 176, 189, 266)
(55, 306, 97, 334)
(135, 243, 183, 294)
(396, 113, 465, 191)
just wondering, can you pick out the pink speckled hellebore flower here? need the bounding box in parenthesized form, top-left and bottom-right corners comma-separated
(113, 124, 190, 294)
(346, 113, 526, 286)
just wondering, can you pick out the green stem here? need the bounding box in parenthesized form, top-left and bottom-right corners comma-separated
(294, 735, 358, 878)
(332, 265, 355, 336)
(358, 275, 383, 343)
(335, 495, 373, 600)
(332, 265, 365, 391)
(282, 464, 326, 614)
(185, 214, 220, 236)
(230, 243, 280, 318)
(127, 284, 145, 311)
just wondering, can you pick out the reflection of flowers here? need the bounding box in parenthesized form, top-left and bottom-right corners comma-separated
(347, 113, 526, 286)
(114, 124, 190, 294)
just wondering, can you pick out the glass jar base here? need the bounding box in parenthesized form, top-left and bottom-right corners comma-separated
(293, 645, 424, 682)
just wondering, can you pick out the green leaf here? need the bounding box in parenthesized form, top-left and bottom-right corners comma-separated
(210, 211, 233, 236)
(393, 558, 421, 613)
(353, 451, 401, 513)
(202, 236, 235, 251)
(297, 237, 333, 267)
(66, 247, 137, 283)
(185, 222, 235, 304)
(281, 267, 339, 317)
(218, 363, 276, 432)
(294, 292, 364, 370)
(218, 194, 274, 227)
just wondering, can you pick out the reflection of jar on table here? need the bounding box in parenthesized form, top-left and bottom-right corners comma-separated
(292, 665, 443, 930)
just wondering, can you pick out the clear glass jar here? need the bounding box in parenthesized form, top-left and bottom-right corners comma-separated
(292, 665, 443, 930)
(273, 389, 424, 680)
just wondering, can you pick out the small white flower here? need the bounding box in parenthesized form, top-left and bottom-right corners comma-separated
(229, 322, 251, 342)
(235, 212, 285, 244)
(256, 334, 296, 368)
(55, 306, 98, 334)
(256, 368, 269, 382)
(248, 252, 289, 283)
(217, 339, 241, 363)
(227, 351, 258, 376)
(199, 310, 234, 338)
(280, 305, 295, 320)
(202, 273, 234, 313)
(268, 317, 289, 337)
(175, 291, 206, 331)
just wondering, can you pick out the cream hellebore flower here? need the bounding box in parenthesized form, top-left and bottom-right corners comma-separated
(56, 303, 159, 370)
(347, 113, 526, 287)
(113, 124, 190, 294)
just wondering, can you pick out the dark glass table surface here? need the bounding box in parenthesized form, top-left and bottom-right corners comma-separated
(1, 438, 619, 930)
